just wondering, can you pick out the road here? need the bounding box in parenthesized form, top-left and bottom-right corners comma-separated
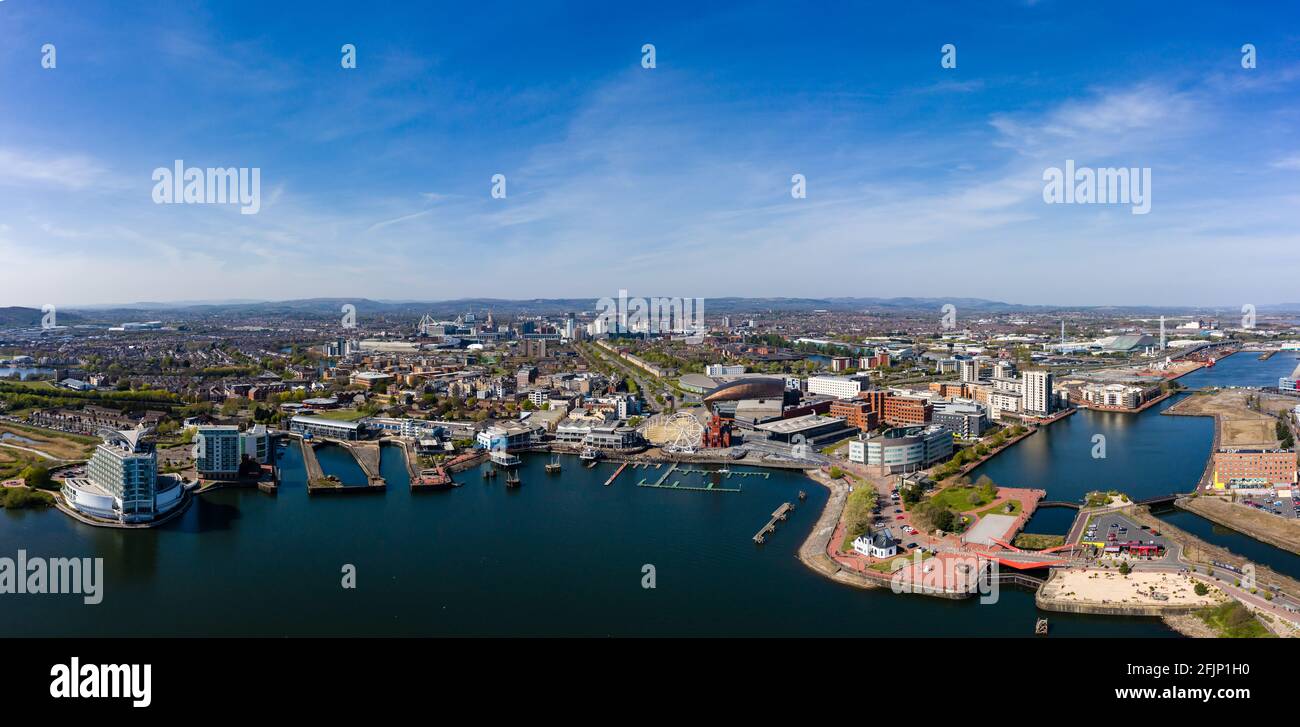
(578, 342, 672, 414)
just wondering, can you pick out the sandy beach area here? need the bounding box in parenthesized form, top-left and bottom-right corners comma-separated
(1041, 568, 1225, 608)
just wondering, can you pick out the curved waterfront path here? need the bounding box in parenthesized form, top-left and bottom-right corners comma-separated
(797, 467, 880, 589)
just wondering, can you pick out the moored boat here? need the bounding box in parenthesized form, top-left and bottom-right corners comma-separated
(490, 450, 522, 468)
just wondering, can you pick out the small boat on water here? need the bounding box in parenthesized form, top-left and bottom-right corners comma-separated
(545, 455, 562, 474)
(579, 446, 601, 462)
(490, 450, 522, 468)
(798, 490, 807, 501)
(505, 471, 521, 487)
(483, 467, 497, 479)
(1035, 618, 1049, 635)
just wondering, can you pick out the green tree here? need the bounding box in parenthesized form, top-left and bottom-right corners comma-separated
(19, 464, 52, 490)
(929, 507, 956, 532)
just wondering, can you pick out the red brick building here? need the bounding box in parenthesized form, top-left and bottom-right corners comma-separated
(1211, 449, 1297, 489)
(882, 395, 932, 426)
(829, 400, 879, 432)
(852, 390, 932, 426)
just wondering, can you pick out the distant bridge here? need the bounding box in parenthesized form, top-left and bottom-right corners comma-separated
(1038, 501, 1081, 509)
(1134, 493, 1184, 507)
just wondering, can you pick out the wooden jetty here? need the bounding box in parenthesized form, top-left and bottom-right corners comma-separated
(604, 462, 628, 487)
(753, 502, 795, 544)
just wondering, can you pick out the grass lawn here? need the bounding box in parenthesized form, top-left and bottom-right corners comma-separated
(1012, 533, 1065, 550)
(977, 499, 1022, 517)
(309, 408, 367, 421)
(867, 550, 932, 572)
(1, 380, 60, 390)
(823, 439, 852, 455)
(929, 485, 996, 512)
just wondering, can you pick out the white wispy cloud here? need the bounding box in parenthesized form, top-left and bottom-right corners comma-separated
(0, 148, 114, 190)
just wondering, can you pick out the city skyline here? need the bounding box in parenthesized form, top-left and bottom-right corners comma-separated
(2, 1, 1298, 306)
(6, 294, 1300, 314)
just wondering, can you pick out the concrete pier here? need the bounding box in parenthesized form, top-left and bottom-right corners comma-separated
(300, 439, 325, 484)
(753, 502, 795, 544)
(338, 440, 385, 486)
(303, 439, 387, 494)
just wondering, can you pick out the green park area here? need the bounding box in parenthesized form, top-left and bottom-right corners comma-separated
(0, 485, 55, 510)
(0, 422, 97, 481)
(928, 478, 998, 512)
(1196, 601, 1273, 638)
(868, 550, 933, 573)
(838, 480, 878, 552)
(896, 476, 1002, 535)
(978, 499, 1022, 517)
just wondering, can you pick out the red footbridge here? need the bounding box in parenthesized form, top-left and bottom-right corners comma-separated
(964, 536, 1088, 569)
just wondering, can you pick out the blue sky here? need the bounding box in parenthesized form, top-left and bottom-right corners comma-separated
(1, 0, 1298, 307)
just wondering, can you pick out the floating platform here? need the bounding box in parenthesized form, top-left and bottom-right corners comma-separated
(677, 468, 769, 479)
(637, 480, 743, 492)
(636, 461, 742, 492)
